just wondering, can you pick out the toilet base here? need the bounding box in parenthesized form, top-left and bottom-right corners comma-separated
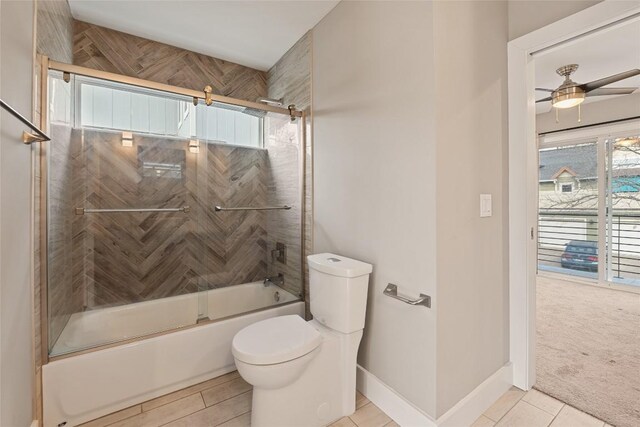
(249, 322, 362, 427)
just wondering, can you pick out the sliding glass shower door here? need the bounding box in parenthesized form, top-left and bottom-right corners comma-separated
(45, 68, 304, 356)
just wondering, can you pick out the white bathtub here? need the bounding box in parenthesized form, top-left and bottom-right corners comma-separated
(51, 281, 299, 355)
(43, 282, 304, 427)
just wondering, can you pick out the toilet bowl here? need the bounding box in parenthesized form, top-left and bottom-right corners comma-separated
(232, 253, 372, 427)
(233, 315, 322, 390)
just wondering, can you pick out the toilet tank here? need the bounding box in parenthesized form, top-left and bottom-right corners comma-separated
(307, 253, 373, 334)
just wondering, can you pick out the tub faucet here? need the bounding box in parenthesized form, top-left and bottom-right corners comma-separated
(264, 273, 284, 287)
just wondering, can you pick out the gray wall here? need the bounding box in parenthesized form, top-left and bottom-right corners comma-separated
(433, 0, 509, 417)
(313, 0, 509, 418)
(508, 0, 602, 40)
(313, 0, 438, 415)
(1, 0, 35, 425)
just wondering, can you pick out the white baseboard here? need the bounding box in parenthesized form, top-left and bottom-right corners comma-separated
(356, 365, 436, 427)
(436, 363, 513, 427)
(356, 363, 513, 427)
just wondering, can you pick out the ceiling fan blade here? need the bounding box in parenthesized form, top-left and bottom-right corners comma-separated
(535, 88, 555, 92)
(536, 96, 552, 103)
(582, 69, 640, 92)
(586, 87, 637, 96)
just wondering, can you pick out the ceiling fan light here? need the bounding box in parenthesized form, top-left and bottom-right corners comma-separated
(553, 97, 585, 109)
(551, 85, 586, 109)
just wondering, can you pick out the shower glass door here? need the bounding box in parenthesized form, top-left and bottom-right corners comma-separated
(45, 68, 304, 357)
(46, 71, 209, 356)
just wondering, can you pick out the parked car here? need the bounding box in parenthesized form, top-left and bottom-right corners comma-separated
(561, 240, 598, 272)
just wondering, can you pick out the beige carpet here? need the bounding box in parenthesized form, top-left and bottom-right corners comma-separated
(535, 276, 640, 427)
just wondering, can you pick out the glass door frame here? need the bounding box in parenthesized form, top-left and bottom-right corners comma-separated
(538, 118, 640, 293)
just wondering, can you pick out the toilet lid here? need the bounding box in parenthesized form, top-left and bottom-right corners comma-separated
(232, 315, 322, 365)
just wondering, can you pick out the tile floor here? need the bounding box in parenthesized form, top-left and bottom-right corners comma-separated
(78, 371, 396, 427)
(79, 373, 609, 427)
(472, 386, 610, 427)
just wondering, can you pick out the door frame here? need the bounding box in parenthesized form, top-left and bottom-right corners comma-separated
(508, 0, 640, 390)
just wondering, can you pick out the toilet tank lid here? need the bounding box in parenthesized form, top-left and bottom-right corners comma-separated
(307, 253, 373, 278)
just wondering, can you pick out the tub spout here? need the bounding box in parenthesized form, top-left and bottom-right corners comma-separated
(264, 273, 284, 287)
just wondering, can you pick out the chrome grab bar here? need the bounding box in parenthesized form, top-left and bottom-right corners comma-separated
(75, 206, 190, 215)
(214, 205, 292, 212)
(383, 284, 431, 308)
(0, 98, 51, 144)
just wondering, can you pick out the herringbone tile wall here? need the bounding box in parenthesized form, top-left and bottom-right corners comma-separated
(48, 123, 303, 320)
(70, 129, 276, 310)
(267, 32, 312, 310)
(73, 21, 267, 102)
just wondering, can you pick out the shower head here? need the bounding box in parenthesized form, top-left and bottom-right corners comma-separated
(256, 97, 284, 107)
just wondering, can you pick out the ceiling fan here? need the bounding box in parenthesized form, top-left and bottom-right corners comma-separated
(536, 64, 640, 109)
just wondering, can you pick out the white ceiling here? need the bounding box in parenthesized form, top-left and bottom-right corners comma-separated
(68, 0, 339, 71)
(535, 18, 640, 113)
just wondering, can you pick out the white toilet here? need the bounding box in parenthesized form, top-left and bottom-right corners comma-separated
(232, 253, 372, 427)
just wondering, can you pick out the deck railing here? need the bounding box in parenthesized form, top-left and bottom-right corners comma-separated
(538, 208, 640, 281)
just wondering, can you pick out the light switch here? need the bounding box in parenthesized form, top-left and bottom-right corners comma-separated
(480, 194, 492, 217)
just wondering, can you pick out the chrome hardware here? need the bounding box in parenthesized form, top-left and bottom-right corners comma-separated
(264, 274, 284, 287)
(383, 284, 431, 308)
(214, 205, 291, 212)
(256, 97, 284, 107)
(75, 206, 190, 215)
(272, 242, 287, 264)
(0, 98, 51, 144)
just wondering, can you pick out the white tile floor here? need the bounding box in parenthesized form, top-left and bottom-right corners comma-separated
(473, 387, 609, 427)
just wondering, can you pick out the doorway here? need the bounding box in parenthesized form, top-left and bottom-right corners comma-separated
(508, 2, 640, 427)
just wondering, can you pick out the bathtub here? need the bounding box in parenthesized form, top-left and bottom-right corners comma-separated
(43, 281, 304, 427)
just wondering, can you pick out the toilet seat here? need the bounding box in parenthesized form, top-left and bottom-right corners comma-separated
(232, 315, 322, 365)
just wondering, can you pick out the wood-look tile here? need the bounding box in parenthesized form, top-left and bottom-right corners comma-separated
(201, 377, 252, 407)
(164, 391, 252, 427)
(522, 389, 564, 416)
(471, 414, 496, 427)
(74, 21, 266, 102)
(37, 0, 74, 62)
(216, 412, 252, 427)
(330, 417, 357, 427)
(110, 393, 205, 427)
(356, 391, 370, 409)
(483, 386, 526, 422)
(550, 405, 605, 427)
(495, 401, 554, 427)
(142, 372, 239, 411)
(78, 405, 141, 427)
(349, 403, 392, 427)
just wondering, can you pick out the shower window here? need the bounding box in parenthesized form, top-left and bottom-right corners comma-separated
(45, 69, 304, 357)
(70, 75, 263, 148)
